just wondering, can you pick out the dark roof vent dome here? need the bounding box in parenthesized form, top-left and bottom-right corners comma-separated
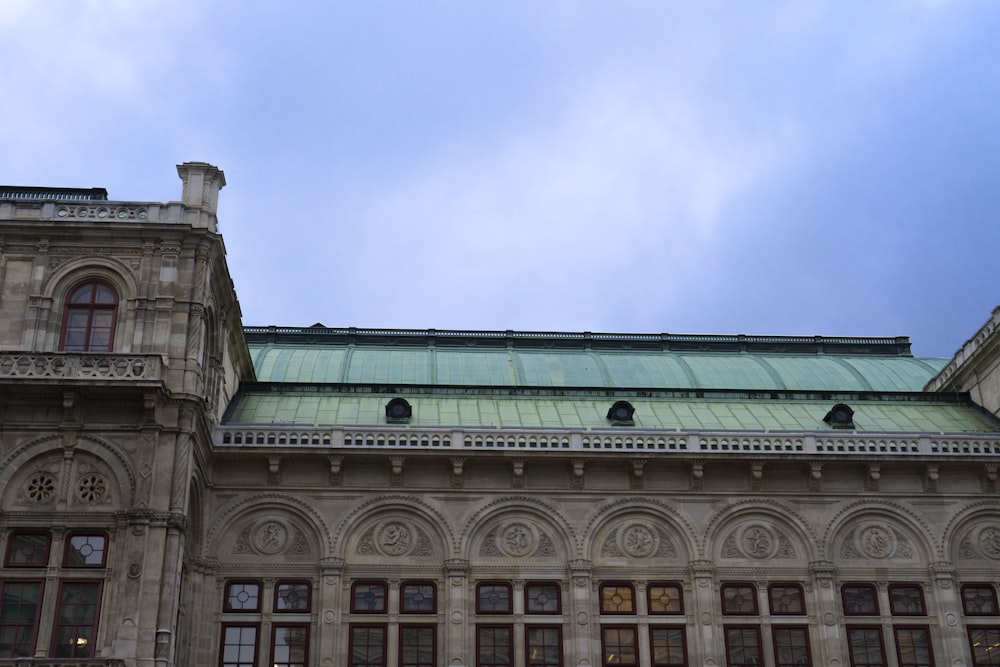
(824, 403, 855, 429)
(386, 398, 412, 423)
(607, 400, 635, 426)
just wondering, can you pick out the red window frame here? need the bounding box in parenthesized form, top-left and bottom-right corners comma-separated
(271, 623, 309, 667)
(721, 583, 758, 615)
(893, 626, 934, 667)
(888, 584, 927, 616)
(525, 625, 562, 667)
(601, 625, 638, 666)
(400, 581, 437, 614)
(219, 623, 259, 667)
(768, 583, 806, 615)
(600, 583, 636, 615)
(351, 581, 388, 613)
(476, 624, 513, 667)
(51, 580, 103, 658)
(477, 583, 513, 614)
(274, 580, 311, 613)
(842, 584, 880, 616)
(525, 582, 561, 614)
(0, 579, 45, 658)
(349, 624, 387, 667)
(60, 280, 118, 352)
(963, 585, 1000, 616)
(4, 531, 50, 567)
(648, 583, 684, 615)
(772, 625, 811, 667)
(649, 625, 687, 667)
(399, 624, 436, 667)
(723, 625, 763, 667)
(223, 580, 262, 613)
(63, 533, 108, 568)
(846, 625, 886, 667)
(968, 626, 1000, 667)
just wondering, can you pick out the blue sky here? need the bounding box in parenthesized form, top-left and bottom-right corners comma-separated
(2, 1, 998, 357)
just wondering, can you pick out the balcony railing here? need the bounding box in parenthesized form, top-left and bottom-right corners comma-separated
(0, 352, 163, 381)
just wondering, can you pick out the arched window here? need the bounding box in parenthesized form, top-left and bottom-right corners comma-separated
(60, 280, 118, 352)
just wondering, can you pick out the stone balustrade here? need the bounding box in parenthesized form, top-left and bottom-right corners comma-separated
(0, 352, 163, 381)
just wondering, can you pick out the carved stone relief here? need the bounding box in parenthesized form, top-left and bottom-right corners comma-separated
(840, 522, 914, 560)
(601, 521, 677, 559)
(958, 525, 1000, 561)
(357, 520, 433, 558)
(480, 521, 556, 558)
(232, 519, 309, 556)
(721, 523, 796, 559)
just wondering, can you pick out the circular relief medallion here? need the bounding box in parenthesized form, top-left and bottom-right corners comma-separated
(499, 522, 537, 557)
(26, 473, 56, 503)
(739, 524, 776, 559)
(576, 611, 589, 625)
(978, 526, 1000, 559)
(619, 523, 657, 558)
(253, 521, 289, 554)
(377, 521, 414, 556)
(858, 524, 896, 559)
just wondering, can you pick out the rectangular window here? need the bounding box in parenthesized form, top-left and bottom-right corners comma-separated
(526, 625, 562, 667)
(352, 582, 388, 613)
(477, 625, 512, 667)
(4, 533, 50, 567)
(401, 582, 436, 614)
(477, 583, 513, 614)
(648, 583, 683, 615)
(63, 534, 107, 567)
(275, 581, 311, 612)
(772, 626, 811, 667)
(271, 625, 309, 667)
(350, 625, 387, 667)
(847, 626, 886, 667)
(724, 626, 763, 667)
(768, 584, 806, 615)
(843, 585, 879, 616)
(0, 580, 44, 658)
(224, 581, 262, 612)
(525, 583, 561, 614)
(649, 625, 687, 667)
(964, 586, 1000, 616)
(399, 625, 436, 667)
(220, 624, 258, 667)
(602, 626, 638, 666)
(51, 581, 103, 658)
(968, 627, 1000, 667)
(721, 584, 758, 615)
(889, 585, 926, 616)
(601, 584, 636, 615)
(894, 627, 933, 667)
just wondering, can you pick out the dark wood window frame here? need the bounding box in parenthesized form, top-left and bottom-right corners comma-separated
(525, 624, 563, 667)
(723, 625, 763, 667)
(649, 624, 688, 667)
(400, 581, 437, 614)
(0, 579, 45, 658)
(349, 623, 388, 667)
(476, 624, 513, 667)
(351, 581, 389, 614)
(219, 623, 260, 667)
(963, 585, 1000, 616)
(600, 583, 637, 615)
(477, 582, 513, 614)
(842, 584, 880, 616)
(525, 582, 562, 615)
(59, 279, 119, 352)
(223, 580, 263, 613)
(768, 583, 806, 615)
(274, 580, 312, 613)
(398, 623, 437, 667)
(601, 624, 638, 666)
(647, 582, 684, 615)
(4, 531, 51, 567)
(968, 626, 1000, 667)
(772, 624, 812, 667)
(893, 625, 934, 667)
(888, 584, 927, 617)
(63, 532, 108, 568)
(50, 579, 104, 659)
(721, 583, 759, 616)
(846, 625, 887, 667)
(270, 623, 309, 667)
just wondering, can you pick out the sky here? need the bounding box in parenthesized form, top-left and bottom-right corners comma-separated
(1, 1, 998, 358)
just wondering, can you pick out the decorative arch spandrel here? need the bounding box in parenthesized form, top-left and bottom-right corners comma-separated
(584, 499, 695, 566)
(703, 499, 818, 564)
(462, 497, 574, 563)
(823, 500, 935, 566)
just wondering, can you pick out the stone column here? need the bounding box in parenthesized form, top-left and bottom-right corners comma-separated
(809, 560, 842, 666)
(930, 562, 967, 667)
(689, 560, 719, 666)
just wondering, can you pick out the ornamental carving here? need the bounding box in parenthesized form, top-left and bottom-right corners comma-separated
(721, 523, 795, 559)
(957, 525, 1000, 561)
(840, 523, 913, 560)
(357, 521, 432, 558)
(232, 520, 308, 556)
(601, 522, 677, 559)
(480, 522, 555, 558)
(25, 472, 57, 503)
(76, 474, 108, 503)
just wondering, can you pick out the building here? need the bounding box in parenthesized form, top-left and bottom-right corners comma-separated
(1, 163, 1000, 667)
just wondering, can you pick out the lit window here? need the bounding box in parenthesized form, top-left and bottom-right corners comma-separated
(63, 534, 107, 567)
(224, 581, 262, 612)
(600, 584, 636, 615)
(0, 580, 44, 658)
(602, 626, 638, 666)
(649, 626, 687, 667)
(352, 582, 388, 613)
(526, 625, 562, 667)
(220, 624, 258, 667)
(51, 581, 103, 658)
(401, 582, 436, 614)
(525, 583, 560, 614)
(60, 280, 118, 352)
(4, 532, 50, 567)
(721, 584, 758, 615)
(477, 583, 512, 614)
(648, 583, 683, 615)
(968, 627, 1000, 667)
(963, 585, 999, 616)
(724, 626, 763, 667)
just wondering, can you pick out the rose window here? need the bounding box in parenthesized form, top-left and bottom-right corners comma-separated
(26, 474, 56, 502)
(77, 475, 107, 502)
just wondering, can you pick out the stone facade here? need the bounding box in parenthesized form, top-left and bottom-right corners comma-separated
(3, 165, 1000, 667)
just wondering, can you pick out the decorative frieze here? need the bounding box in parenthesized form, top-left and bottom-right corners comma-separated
(0, 353, 162, 380)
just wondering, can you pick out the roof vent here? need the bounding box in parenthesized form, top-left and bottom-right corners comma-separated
(824, 403, 855, 429)
(386, 398, 412, 423)
(607, 400, 635, 426)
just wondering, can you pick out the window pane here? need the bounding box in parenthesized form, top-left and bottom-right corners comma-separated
(721, 584, 757, 615)
(478, 584, 512, 614)
(400, 626, 435, 667)
(401, 583, 436, 613)
(969, 627, 1000, 667)
(602, 627, 637, 666)
(52, 582, 101, 658)
(350, 626, 385, 667)
(478, 626, 512, 667)
(725, 627, 763, 667)
(525, 584, 560, 614)
(65, 534, 106, 567)
(889, 585, 926, 616)
(601, 585, 635, 614)
(769, 585, 805, 615)
(352, 582, 387, 613)
(220, 625, 258, 667)
(0, 581, 43, 658)
(94, 284, 116, 303)
(273, 625, 308, 667)
(275, 582, 310, 612)
(773, 626, 810, 667)
(5, 533, 49, 567)
(843, 585, 879, 615)
(965, 586, 1000, 616)
(847, 627, 885, 667)
(526, 626, 561, 667)
(648, 584, 683, 615)
(650, 626, 686, 667)
(894, 627, 932, 667)
(224, 582, 261, 612)
(69, 284, 96, 304)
